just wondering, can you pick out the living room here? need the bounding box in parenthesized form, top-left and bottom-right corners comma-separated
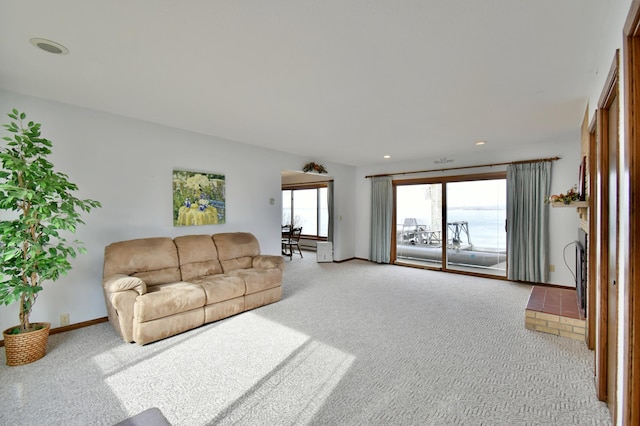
(1, 1, 639, 424)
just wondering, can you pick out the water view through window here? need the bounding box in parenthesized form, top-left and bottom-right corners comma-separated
(282, 187, 328, 238)
(395, 178, 506, 277)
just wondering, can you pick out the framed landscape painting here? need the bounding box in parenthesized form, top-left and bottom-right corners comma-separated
(173, 169, 226, 226)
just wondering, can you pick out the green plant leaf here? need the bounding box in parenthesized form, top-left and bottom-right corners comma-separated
(0, 109, 101, 330)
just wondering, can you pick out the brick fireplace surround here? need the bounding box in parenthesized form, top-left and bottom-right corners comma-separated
(525, 286, 586, 341)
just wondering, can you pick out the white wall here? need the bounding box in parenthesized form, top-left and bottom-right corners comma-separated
(587, 0, 633, 121)
(355, 132, 583, 287)
(0, 90, 357, 332)
(0, 89, 603, 337)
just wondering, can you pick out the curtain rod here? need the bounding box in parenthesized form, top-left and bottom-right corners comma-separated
(364, 156, 561, 179)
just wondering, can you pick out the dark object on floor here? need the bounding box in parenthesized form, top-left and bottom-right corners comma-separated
(114, 407, 171, 426)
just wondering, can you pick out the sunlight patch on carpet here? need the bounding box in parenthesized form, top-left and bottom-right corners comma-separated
(92, 312, 355, 424)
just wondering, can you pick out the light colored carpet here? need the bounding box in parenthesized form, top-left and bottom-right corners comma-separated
(0, 254, 611, 425)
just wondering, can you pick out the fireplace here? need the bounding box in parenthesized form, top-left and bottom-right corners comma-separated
(576, 228, 587, 317)
(524, 227, 587, 340)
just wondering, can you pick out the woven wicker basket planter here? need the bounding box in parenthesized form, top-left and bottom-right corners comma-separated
(2, 322, 51, 366)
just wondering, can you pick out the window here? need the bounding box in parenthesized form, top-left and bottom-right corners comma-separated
(282, 185, 328, 239)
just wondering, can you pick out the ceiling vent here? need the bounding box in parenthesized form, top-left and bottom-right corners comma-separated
(434, 158, 454, 164)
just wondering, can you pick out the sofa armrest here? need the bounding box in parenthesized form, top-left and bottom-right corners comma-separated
(253, 255, 285, 272)
(102, 274, 146, 343)
(103, 274, 147, 295)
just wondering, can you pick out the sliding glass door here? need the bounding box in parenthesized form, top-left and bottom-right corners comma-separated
(396, 184, 443, 267)
(395, 174, 507, 278)
(445, 179, 506, 276)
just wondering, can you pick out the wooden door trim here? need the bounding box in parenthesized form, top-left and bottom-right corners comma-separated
(596, 104, 610, 403)
(596, 50, 619, 409)
(623, 2, 640, 424)
(588, 112, 597, 351)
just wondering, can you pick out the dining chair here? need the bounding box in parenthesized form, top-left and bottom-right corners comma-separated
(282, 226, 303, 260)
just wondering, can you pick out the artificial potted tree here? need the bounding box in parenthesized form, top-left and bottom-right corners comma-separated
(0, 109, 100, 366)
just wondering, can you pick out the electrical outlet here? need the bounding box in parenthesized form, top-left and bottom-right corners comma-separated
(549, 264, 555, 273)
(60, 313, 70, 326)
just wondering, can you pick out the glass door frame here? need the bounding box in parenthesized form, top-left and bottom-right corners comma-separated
(391, 171, 507, 279)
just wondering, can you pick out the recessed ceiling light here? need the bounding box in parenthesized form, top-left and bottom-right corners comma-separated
(383, 155, 391, 159)
(475, 141, 486, 146)
(29, 38, 69, 55)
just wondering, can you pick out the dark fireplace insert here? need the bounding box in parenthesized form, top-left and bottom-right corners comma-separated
(576, 228, 587, 317)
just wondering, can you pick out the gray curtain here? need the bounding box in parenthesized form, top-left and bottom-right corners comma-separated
(327, 181, 334, 243)
(506, 161, 551, 282)
(369, 176, 393, 263)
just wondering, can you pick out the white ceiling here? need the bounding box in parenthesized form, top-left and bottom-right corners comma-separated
(0, 1, 610, 167)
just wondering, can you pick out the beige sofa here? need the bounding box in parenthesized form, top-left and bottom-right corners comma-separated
(102, 232, 283, 345)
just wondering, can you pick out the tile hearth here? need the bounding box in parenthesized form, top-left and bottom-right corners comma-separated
(525, 286, 586, 341)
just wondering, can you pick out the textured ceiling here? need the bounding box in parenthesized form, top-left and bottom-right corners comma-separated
(0, 1, 610, 166)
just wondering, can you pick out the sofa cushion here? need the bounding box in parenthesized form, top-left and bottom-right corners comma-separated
(245, 286, 282, 311)
(134, 282, 206, 322)
(213, 232, 260, 272)
(134, 309, 205, 345)
(104, 237, 181, 285)
(220, 256, 253, 272)
(204, 297, 245, 324)
(174, 235, 223, 281)
(253, 255, 285, 272)
(228, 268, 282, 294)
(190, 275, 246, 304)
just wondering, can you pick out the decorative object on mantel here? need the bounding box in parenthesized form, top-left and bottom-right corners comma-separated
(578, 156, 587, 201)
(303, 162, 327, 174)
(546, 185, 581, 205)
(550, 200, 588, 208)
